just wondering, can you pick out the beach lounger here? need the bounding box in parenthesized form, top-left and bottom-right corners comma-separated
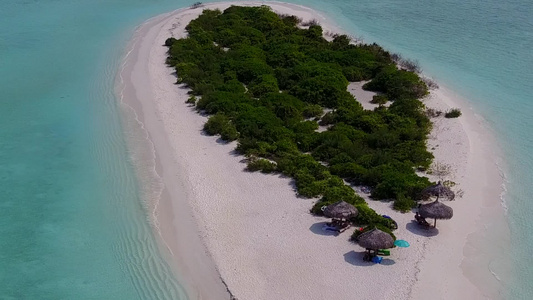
(323, 224, 340, 232)
(377, 249, 390, 256)
(415, 213, 431, 228)
(326, 220, 351, 233)
(338, 222, 351, 233)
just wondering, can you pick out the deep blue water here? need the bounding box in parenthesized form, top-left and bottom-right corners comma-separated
(1, 0, 531, 298)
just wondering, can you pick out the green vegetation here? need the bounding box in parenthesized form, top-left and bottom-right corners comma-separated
(303, 104, 323, 118)
(246, 157, 277, 173)
(370, 94, 388, 105)
(186, 95, 197, 105)
(165, 6, 434, 221)
(393, 194, 416, 212)
(204, 113, 239, 141)
(445, 108, 462, 118)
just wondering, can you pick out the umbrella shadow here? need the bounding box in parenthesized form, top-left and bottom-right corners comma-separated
(406, 221, 439, 237)
(343, 251, 374, 267)
(309, 222, 339, 236)
(343, 251, 395, 266)
(380, 258, 396, 265)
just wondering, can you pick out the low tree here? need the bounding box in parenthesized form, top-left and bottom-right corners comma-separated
(445, 108, 462, 118)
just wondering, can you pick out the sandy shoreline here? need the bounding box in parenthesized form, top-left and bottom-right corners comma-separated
(118, 2, 509, 299)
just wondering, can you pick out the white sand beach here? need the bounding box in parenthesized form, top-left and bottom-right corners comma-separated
(118, 2, 509, 299)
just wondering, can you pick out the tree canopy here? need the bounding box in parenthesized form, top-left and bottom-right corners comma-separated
(165, 6, 434, 225)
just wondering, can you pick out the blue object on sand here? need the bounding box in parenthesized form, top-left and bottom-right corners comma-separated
(322, 225, 339, 232)
(372, 256, 383, 264)
(394, 240, 410, 248)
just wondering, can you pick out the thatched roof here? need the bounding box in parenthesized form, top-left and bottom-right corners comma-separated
(323, 201, 358, 219)
(419, 200, 453, 220)
(358, 228, 394, 250)
(421, 181, 455, 200)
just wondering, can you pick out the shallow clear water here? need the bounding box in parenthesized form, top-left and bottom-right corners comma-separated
(0, 0, 191, 299)
(1, 0, 531, 298)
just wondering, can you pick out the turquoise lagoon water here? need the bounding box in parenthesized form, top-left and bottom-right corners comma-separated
(1, 0, 531, 299)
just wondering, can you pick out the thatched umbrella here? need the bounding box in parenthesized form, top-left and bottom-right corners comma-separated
(419, 200, 453, 228)
(323, 201, 358, 220)
(358, 228, 395, 250)
(421, 181, 455, 201)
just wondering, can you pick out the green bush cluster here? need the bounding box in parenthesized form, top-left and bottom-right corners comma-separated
(165, 6, 435, 218)
(370, 94, 388, 105)
(204, 113, 239, 141)
(363, 65, 428, 100)
(302, 104, 323, 119)
(353, 204, 395, 228)
(186, 95, 197, 105)
(246, 158, 277, 173)
(445, 108, 462, 118)
(393, 194, 416, 212)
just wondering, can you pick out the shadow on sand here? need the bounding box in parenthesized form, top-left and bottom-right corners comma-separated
(343, 251, 372, 266)
(343, 250, 396, 266)
(309, 222, 339, 236)
(380, 258, 396, 265)
(406, 221, 439, 237)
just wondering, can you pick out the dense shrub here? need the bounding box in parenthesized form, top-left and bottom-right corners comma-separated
(165, 37, 178, 47)
(445, 108, 462, 118)
(166, 6, 434, 219)
(330, 163, 367, 184)
(248, 74, 279, 97)
(303, 104, 323, 118)
(321, 185, 364, 204)
(370, 94, 388, 105)
(363, 65, 428, 100)
(204, 113, 239, 141)
(219, 79, 246, 94)
(342, 66, 366, 81)
(354, 204, 391, 227)
(393, 195, 416, 212)
(196, 91, 250, 115)
(246, 158, 277, 173)
(289, 70, 349, 108)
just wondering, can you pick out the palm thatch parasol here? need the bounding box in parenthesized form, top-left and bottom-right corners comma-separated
(323, 201, 358, 219)
(358, 228, 395, 250)
(419, 200, 453, 228)
(420, 181, 455, 201)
